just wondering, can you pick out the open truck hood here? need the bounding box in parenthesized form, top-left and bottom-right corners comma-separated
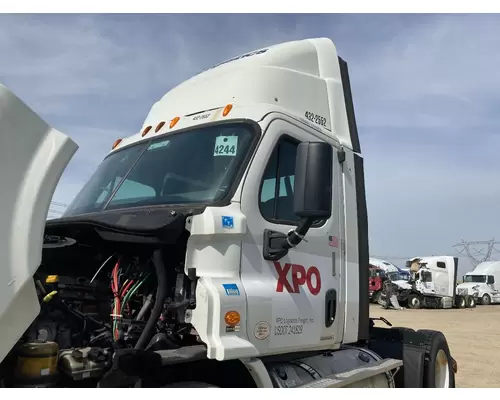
(0, 84, 77, 363)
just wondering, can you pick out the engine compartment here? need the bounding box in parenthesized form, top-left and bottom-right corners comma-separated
(0, 222, 201, 387)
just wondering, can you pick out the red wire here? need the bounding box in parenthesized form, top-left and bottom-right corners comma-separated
(111, 261, 121, 340)
(121, 280, 135, 299)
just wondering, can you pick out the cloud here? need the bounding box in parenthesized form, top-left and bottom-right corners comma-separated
(1, 13, 499, 273)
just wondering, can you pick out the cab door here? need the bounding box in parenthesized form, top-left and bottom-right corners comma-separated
(0, 84, 77, 363)
(240, 116, 344, 355)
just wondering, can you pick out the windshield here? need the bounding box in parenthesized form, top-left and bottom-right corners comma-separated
(420, 270, 432, 283)
(369, 268, 386, 279)
(388, 271, 409, 281)
(64, 123, 256, 217)
(463, 275, 487, 283)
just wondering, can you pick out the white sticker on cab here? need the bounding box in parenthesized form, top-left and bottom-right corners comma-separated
(148, 139, 170, 151)
(214, 136, 238, 157)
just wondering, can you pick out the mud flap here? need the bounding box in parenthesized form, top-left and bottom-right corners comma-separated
(368, 326, 427, 388)
(401, 345, 425, 388)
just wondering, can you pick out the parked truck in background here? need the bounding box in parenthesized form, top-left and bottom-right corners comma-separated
(0, 38, 457, 388)
(456, 261, 500, 305)
(400, 256, 475, 309)
(370, 257, 410, 288)
(368, 266, 386, 303)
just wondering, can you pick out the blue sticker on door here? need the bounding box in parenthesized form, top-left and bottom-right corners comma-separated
(221, 216, 234, 229)
(222, 283, 240, 296)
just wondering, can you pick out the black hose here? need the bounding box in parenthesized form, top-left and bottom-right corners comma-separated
(135, 250, 167, 350)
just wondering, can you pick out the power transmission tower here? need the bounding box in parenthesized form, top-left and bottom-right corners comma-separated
(452, 239, 500, 267)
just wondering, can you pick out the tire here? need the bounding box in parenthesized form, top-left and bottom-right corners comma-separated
(407, 293, 422, 309)
(456, 295, 466, 308)
(162, 381, 219, 388)
(466, 295, 476, 308)
(372, 290, 381, 304)
(417, 330, 456, 388)
(481, 293, 491, 306)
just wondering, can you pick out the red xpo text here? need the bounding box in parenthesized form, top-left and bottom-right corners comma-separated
(274, 262, 322, 296)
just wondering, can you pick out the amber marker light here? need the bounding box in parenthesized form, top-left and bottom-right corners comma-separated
(112, 139, 122, 149)
(142, 126, 152, 137)
(155, 121, 166, 133)
(170, 116, 180, 129)
(222, 104, 233, 117)
(224, 311, 241, 326)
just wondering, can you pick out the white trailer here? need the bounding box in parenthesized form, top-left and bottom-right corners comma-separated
(456, 261, 500, 305)
(0, 38, 457, 388)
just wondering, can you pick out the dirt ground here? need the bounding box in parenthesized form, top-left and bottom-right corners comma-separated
(370, 304, 500, 388)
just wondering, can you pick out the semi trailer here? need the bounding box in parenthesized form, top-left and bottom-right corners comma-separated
(0, 37, 456, 388)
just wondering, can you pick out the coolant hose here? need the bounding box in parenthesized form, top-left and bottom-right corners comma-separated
(134, 250, 167, 350)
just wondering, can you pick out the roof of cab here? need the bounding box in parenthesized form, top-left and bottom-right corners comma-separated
(112, 38, 356, 153)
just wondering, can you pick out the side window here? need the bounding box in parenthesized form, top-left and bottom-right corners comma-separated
(259, 137, 299, 223)
(436, 262, 446, 269)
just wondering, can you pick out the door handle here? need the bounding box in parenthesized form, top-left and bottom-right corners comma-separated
(325, 289, 337, 328)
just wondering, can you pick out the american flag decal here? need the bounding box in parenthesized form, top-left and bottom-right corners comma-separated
(328, 235, 339, 248)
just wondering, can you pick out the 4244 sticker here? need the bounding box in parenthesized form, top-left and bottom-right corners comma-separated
(214, 136, 238, 157)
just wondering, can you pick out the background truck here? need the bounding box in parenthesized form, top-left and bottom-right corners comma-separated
(0, 37, 457, 388)
(456, 261, 500, 305)
(400, 256, 475, 309)
(368, 266, 386, 303)
(370, 257, 410, 287)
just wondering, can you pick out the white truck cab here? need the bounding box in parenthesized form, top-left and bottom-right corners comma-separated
(0, 38, 456, 388)
(401, 256, 475, 309)
(457, 261, 500, 305)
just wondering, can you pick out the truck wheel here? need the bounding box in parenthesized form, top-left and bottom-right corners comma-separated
(417, 330, 456, 388)
(456, 295, 466, 308)
(372, 290, 381, 304)
(481, 294, 491, 305)
(408, 294, 421, 309)
(162, 381, 219, 388)
(466, 295, 476, 308)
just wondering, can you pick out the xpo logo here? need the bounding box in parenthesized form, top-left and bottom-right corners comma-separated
(273, 262, 322, 296)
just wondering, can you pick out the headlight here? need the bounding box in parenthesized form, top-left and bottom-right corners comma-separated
(472, 285, 479, 291)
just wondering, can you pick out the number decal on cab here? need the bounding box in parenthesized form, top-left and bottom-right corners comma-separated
(304, 111, 327, 127)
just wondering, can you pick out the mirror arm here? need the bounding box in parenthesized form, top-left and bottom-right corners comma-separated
(285, 217, 313, 248)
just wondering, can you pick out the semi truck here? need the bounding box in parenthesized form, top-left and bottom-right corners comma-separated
(0, 37, 456, 388)
(370, 257, 409, 287)
(456, 261, 500, 305)
(401, 256, 475, 309)
(368, 266, 386, 303)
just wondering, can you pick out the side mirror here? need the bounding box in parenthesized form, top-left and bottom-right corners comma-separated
(488, 276, 495, 285)
(293, 141, 332, 219)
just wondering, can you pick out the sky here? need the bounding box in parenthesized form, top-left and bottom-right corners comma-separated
(1, 13, 499, 274)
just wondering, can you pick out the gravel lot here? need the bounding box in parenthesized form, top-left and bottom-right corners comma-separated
(370, 303, 500, 388)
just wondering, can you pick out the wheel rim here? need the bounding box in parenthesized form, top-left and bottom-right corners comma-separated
(411, 297, 420, 307)
(434, 349, 450, 388)
(483, 295, 490, 305)
(460, 298, 466, 307)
